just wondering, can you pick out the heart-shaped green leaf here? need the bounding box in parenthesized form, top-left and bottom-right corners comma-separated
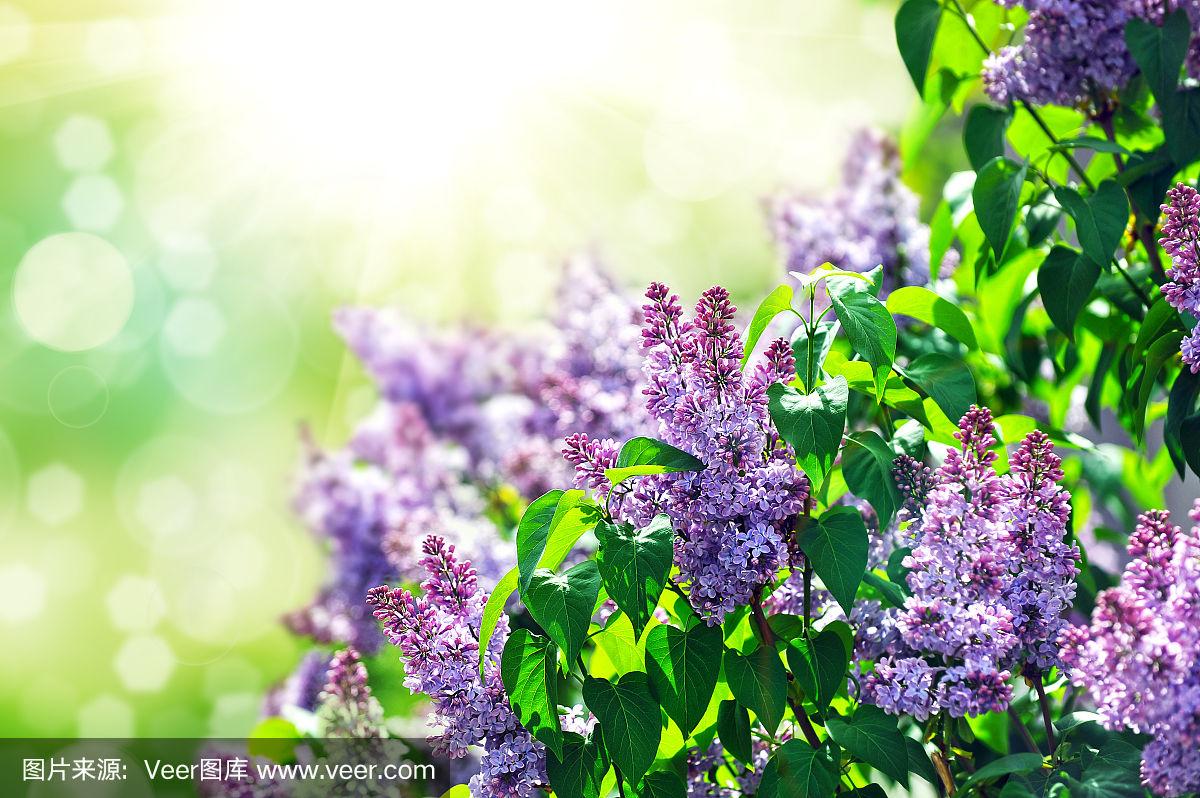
(583, 673, 662, 787)
(596, 515, 674, 639)
(786, 627, 849, 712)
(1037, 245, 1099, 341)
(757, 740, 839, 798)
(524, 560, 603, 667)
(767, 377, 848, 489)
(825, 704, 909, 784)
(724, 644, 786, 735)
(717, 700, 753, 764)
(645, 621, 723, 736)
(546, 731, 609, 798)
(842, 430, 900, 529)
(797, 506, 870, 615)
(501, 629, 563, 758)
(974, 156, 1027, 262)
(1054, 182, 1128, 271)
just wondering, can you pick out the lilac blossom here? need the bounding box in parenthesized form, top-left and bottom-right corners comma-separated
(1061, 502, 1200, 797)
(570, 284, 810, 624)
(262, 650, 328, 718)
(862, 407, 1078, 718)
(1160, 182, 1200, 373)
(768, 129, 957, 296)
(315, 647, 385, 738)
(984, 1, 1200, 107)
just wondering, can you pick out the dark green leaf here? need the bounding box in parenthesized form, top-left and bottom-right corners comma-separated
(845, 787, 888, 798)
(645, 622, 723, 736)
(1038, 245, 1100, 340)
(767, 378, 848, 489)
(959, 753, 1044, 793)
(1163, 86, 1200, 165)
(905, 738, 937, 786)
(929, 201, 954, 282)
(886, 548, 912, 594)
(1051, 136, 1133, 156)
(826, 705, 908, 784)
(717, 700, 753, 764)
(973, 157, 1027, 261)
(791, 322, 836, 392)
(1069, 738, 1144, 798)
(1054, 182, 1129, 271)
(861, 571, 907, 609)
(797, 506, 870, 615)
(758, 740, 838, 798)
(1131, 330, 1183, 441)
(524, 561, 603, 667)
(903, 352, 977, 423)
(1166, 367, 1200, 478)
(742, 285, 795, 369)
(724, 644, 787, 735)
(1126, 10, 1191, 99)
(1026, 193, 1062, 248)
(1086, 343, 1117, 430)
(894, 0, 942, 97)
(886, 286, 978, 349)
(964, 105, 1011, 171)
(766, 613, 807, 642)
(606, 437, 705, 487)
(640, 770, 687, 798)
(829, 283, 898, 397)
(501, 629, 563, 758)
(518, 490, 585, 592)
(842, 430, 900, 529)
(583, 673, 662, 786)
(785, 627, 849, 712)
(546, 731, 609, 798)
(595, 515, 674, 639)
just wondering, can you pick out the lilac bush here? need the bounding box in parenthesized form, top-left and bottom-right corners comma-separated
(1161, 182, 1200, 372)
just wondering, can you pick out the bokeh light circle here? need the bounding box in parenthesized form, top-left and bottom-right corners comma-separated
(62, 173, 125, 231)
(26, 463, 85, 526)
(53, 115, 115, 173)
(116, 435, 218, 555)
(47, 365, 110, 428)
(0, 562, 46, 622)
(13, 232, 134, 351)
(159, 280, 297, 414)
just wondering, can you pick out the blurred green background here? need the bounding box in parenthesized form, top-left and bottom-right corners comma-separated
(0, 0, 931, 736)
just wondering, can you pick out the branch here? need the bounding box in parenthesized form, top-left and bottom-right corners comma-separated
(749, 591, 822, 749)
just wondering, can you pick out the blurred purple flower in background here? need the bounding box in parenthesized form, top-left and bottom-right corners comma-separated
(1161, 182, 1200, 373)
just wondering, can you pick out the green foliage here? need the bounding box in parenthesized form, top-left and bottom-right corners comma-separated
(758, 741, 838, 798)
(785, 626, 848, 712)
(742, 285, 796, 368)
(796, 506, 869, 615)
(524, 561, 603, 667)
(964, 104, 1011, 171)
(902, 352, 977, 424)
(1053, 183, 1128, 271)
(583, 673, 662, 786)
(640, 770, 687, 798)
(885, 285, 978, 349)
(645, 621, 723, 737)
(842, 430, 900, 528)
(723, 644, 787, 735)
(1037, 245, 1099, 340)
(501, 629, 563, 757)
(825, 704, 909, 784)
(546, 732, 610, 798)
(767, 378, 848, 489)
(894, 0, 942, 97)
(829, 280, 898, 397)
(605, 437, 705, 487)
(717, 699, 754, 764)
(596, 515, 674, 639)
(973, 156, 1027, 261)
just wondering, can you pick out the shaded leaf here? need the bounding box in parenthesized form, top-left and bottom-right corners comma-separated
(786, 627, 849, 712)
(742, 285, 795, 369)
(758, 740, 838, 798)
(717, 700, 753, 765)
(826, 704, 908, 784)
(797, 506, 869, 615)
(974, 156, 1027, 261)
(724, 645, 787, 735)
(583, 673, 662, 787)
(895, 0, 942, 97)
(1038, 245, 1099, 340)
(903, 353, 977, 424)
(546, 731, 609, 798)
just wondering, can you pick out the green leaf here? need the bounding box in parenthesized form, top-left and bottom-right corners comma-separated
(546, 731, 609, 798)
(797, 506, 869, 615)
(724, 644, 786, 735)
(484, 494, 596, 671)
(767, 378, 848, 489)
(902, 353, 977, 424)
(1051, 136, 1132, 156)
(964, 105, 1011, 171)
(905, 738, 937, 786)
(640, 771, 687, 798)
(645, 622, 723, 737)
(518, 490, 585, 592)
(973, 156, 1027, 261)
(845, 787, 888, 798)
(895, 0, 942, 97)
(886, 548, 912, 594)
(791, 322, 836, 393)
(1166, 368, 1200, 478)
(842, 430, 900, 528)
(524, 561, 603, 667)
(861, 571, 907, 609)
(1126, 10, 1191, 100)
(606, 438, 705, 487)
(501, 629, 563, 758)
(717, 700, 753, 764)
(742, 285, 795, 369)
(785, 627, 849, 712)
(583, 673, 662, 787)
(758, 740, 838, 798)
(1163, 86, 1200, 165)
(1054, 182, 1129, 271)
(596, 515, 674, 639)
(1069, 738, 1144, 798)
(886, 286, 978, 349)
(1026, 192, 1062, 248)
(826, 704, 908, 784)
(959, 753, 1044, 794)
(829, 282, 898, 398)
(929, 201, 954, 282)
(1038, 245, 1099, 341)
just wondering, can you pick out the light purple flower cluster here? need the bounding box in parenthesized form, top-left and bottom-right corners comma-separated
(768, 129, 957, 295)
(367, 536, 546, 798)
(1160, 182, 1200, 373)
(1061, 502, 1200, 797)
(684, 734, 778, 798)
(262, 650, 328, 718)
(567, 283, 810, 624)
(862, 407, 1078, 719)
(983, 1, 1200, 107)
(315, 647, 385, 738)
(289, 403, 503, 650)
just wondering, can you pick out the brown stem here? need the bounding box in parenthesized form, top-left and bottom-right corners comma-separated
(1097, 110, 1167, 284)
(750, 592, 822, 749)
(1031, 673, 1058, 753)
(1007, 706, 1042, 755)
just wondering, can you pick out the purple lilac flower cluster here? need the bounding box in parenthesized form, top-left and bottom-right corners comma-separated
(288, 403, 503, 651)
(862, 407, 1078, 720)
(566, 283, 810, 624)
(367, 536, 546, 798)
(1061, 502, 1200, 797)
(684, 734, 780, 798)
(768, 129, 957, 296)
(314, 647, 385, 738)
(983, 1, 1200, 107)
(1160, 182, 1200, 373)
